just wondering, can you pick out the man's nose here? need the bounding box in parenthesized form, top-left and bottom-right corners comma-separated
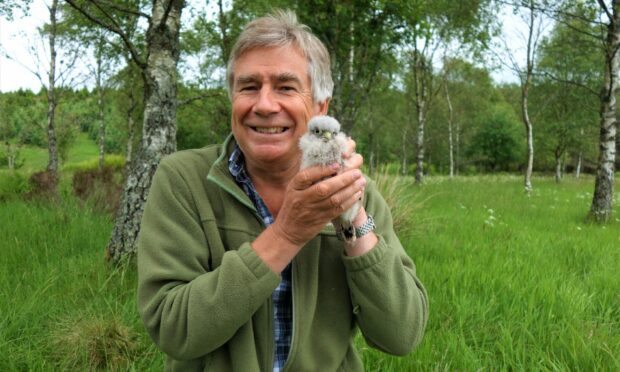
(253, 86, 280, 116)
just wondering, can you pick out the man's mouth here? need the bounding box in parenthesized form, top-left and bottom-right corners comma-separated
(252, 127, 287, 134)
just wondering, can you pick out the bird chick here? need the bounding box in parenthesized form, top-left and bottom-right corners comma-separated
(299, 115, 362, 243)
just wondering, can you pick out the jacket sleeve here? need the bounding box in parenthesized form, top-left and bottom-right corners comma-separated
(137, 158, 280, 360)
(342, 179, 429, 356)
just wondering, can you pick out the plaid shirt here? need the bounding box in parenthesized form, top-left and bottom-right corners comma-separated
(229, 145, 292, 372)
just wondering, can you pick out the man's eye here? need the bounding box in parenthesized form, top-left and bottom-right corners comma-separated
(279, 86, 296, 92)
(240, 86, 257, 91)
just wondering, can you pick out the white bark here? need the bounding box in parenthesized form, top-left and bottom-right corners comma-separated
(590, 0, 619, 222)
(575, 152, 582, 178)
(45, 0, 59, 182)
(445, 82, 454, 178)
(107, 0, 185, 261)
(96, 48, 105, 171)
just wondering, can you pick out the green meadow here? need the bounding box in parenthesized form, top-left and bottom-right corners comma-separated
(1, 141, 619, 370)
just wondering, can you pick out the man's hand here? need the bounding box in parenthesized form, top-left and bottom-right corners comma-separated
(252, 163, 366, 273)
(343, 138, 363, 171)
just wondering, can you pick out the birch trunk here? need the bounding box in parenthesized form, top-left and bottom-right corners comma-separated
(107, 0, 184, 261)
(402, 127, 407, 175)
(575, 152, 582, 178)
(125, 88, 136, 174)
(521, 4, 536, 195)
(415, 99, 426, 184)
(555, 155, 562, 183)
(45, 0, 59, 184)
(445, 82, 454, 178)
(96, 51, 105, 171)
(413, 52, 429, 184)
(590, 0, 620, 222)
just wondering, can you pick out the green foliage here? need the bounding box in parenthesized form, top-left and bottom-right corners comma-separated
(358, 175, 620, 370)
(468, 105, 524, 171)
(176, 87, 230, 150)
(63, 154, 125, 172)
(0, 170, 31, 200)
(2, 176, 618, 370)
(0, 197, 163, 371)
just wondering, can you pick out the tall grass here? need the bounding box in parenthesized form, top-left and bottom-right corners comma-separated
(358, 175, 620, 370)
(1, 174, 619, 370)
(0, 197, 163, 370)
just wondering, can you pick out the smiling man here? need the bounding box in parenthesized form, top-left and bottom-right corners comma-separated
(137, 10, 428, 371)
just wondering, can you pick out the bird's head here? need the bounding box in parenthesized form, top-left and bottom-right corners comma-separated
(307, 115, 341, 141)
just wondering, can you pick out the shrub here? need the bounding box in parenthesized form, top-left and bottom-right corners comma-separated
(0, 171, 31, 200)
(72, 166, 122, 215)
(26, 170, 58, 199)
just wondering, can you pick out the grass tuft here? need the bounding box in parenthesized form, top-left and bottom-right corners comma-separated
(50, 315, 139, 371)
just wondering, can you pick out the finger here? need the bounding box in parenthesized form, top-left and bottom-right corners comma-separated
(342, 138, 356, 158)
(324, 188, 364, 218)
(311, 171, 365, 205)
(292, 163, 341, 190)
(344, 152, 363, 171)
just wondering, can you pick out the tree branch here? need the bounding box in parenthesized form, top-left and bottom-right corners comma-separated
(95, 0, 151, 20)
(178, 91, 225, 106)
(64, 0, 147, 69)
(159, 0, 175, 29)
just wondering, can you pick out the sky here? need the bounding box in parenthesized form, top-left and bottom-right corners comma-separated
(0, 1, 529, 93)
(0, 1, 49, 92)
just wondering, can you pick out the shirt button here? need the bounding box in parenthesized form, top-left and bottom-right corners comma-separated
(352, 305, 360, 314)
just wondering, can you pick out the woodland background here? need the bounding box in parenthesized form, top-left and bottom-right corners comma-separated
(0, 0, 619, 370)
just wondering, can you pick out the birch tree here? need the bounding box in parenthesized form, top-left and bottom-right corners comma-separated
(590, 0, 620, 222)
(66, 0, 186, 261)
(501, 1, 548, 193)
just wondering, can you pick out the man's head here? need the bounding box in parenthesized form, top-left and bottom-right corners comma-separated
(227, 10, 333, 104)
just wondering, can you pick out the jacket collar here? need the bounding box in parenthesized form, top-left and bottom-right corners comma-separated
(206, 133, 257, 212)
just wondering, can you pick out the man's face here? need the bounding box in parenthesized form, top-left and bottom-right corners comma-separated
(231, 45, 328, 169)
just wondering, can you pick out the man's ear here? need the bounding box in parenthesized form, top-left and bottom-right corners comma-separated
(316, 98, 330, 115)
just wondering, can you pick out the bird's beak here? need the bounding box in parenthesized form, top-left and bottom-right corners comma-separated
(322, 132, 332, 140)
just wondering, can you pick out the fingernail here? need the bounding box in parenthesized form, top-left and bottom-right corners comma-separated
(352, 170, 362, 179)
(356, 178, 366, 188)
(330, 163, 340, 170)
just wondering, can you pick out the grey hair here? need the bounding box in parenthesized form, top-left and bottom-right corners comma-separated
(226, 9, 333, 104)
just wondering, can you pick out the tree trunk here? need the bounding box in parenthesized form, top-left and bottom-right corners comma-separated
(46, 0, 59, 183)
(555, 154, 562, 183)
(125, 88, 136, 174)
(590, 0, 620, 222)
(107, 0, 185, 262)
(401, 127, 407, 175)
(445, 82, 454, 178)
(413, 51, 429, 185)
(455, 120, 460, 175)
(521, 3, 536, 195)
(415, 99, 426, 184)
(96, 50, 105, 171)
(575, 152, 582, 178)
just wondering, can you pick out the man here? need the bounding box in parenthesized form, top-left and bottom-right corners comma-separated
(137, 10, 428, 371)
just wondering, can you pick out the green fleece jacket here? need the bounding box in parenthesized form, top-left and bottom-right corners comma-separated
(137, 135, 428, 371)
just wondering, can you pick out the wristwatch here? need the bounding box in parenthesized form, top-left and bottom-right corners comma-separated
(336, 215, 376, 241)
(354, 215, 376, 238)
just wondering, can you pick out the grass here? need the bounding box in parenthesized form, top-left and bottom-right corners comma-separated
(1, 171, 619, 370)
(15, 132, 102, 174)
(358, 174, 620, 370)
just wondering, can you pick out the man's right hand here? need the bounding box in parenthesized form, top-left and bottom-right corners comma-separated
(251, 163, 366, 273)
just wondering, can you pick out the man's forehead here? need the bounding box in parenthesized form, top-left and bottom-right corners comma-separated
(235, 72, 304, 84)
(232, 45, 310, 83)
